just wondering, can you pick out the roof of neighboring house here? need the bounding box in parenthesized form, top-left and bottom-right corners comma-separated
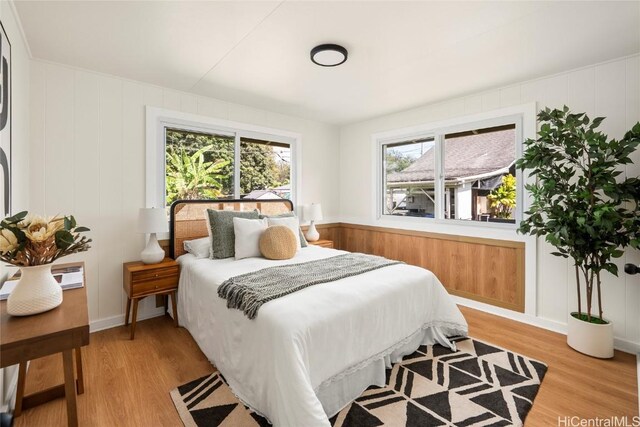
(243, 190, 282, 200)
(387, 128, 515, 184)
(271, 184, 291, 191)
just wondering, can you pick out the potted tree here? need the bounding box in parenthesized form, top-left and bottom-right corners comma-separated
(516, 107, 640, 358)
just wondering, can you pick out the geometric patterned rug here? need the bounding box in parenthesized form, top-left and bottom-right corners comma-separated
(170, 337, 547, 427)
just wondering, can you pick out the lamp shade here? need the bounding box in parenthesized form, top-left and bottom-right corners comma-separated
(138, 208, 168, 234)
(304, 203, 323, 222)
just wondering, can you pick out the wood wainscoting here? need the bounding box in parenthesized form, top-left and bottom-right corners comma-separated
(161, 222, 524, 312)
(337, 223, 525, 313)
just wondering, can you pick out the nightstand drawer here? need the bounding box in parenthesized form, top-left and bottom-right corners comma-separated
(315, 242, 333, 248)
(131, 266, 179, 282)
(309, 240, 334, 248)
(131, 275, 178, 296)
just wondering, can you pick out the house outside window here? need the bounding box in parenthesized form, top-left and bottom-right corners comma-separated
(383, 137, 436, 217)
(443, 125, 516, 223)
(378, 110, 525, 226)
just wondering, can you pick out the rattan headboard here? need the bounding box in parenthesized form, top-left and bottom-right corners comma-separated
(169, 199, 295, 259)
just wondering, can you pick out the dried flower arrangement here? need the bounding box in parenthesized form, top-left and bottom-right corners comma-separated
(0, 211, 91, 266)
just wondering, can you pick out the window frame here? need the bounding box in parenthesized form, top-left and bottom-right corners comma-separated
(146, 107, 301, 212)
(374, 104, 535, 230)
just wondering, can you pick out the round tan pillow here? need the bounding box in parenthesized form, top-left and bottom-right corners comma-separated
(259, 225, 297, 260)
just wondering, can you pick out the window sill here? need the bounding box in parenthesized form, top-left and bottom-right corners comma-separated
(375, 214, 524, 242)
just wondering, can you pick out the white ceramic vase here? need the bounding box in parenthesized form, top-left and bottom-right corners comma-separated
(7, 264, 63, 316)
(567, 312, 614, 359)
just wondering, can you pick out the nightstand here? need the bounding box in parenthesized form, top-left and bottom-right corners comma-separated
(123, 258, 179, 340)
(308, 239, 334, 249)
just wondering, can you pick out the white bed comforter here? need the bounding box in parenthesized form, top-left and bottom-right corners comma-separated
(177, 246, 467, 427)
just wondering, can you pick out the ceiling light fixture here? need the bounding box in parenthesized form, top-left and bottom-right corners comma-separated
(310, 44, 348, 67)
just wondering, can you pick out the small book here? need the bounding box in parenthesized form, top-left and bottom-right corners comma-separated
(0, 280, 17, 301)
(0, 266, 84, 301)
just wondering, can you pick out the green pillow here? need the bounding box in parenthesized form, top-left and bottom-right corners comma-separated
(207, 209, 260, 259)
(258, 212, 308, 248)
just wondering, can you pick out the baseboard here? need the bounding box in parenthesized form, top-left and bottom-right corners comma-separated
(614, 338, 640, 356)
(453, 295, 640, 354)
(89, 307, 166, 333)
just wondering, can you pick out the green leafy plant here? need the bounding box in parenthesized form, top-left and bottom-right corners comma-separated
(516, 107, 640, 324)
(165, 129, 290, 199)
(385, 149, 415, 174)
(239, 141, 282, 194)
(166, 144, 230, 205)
(488, 174, 516, 219)
(166, 130, 235, 195)
(0, 212, 91, 266)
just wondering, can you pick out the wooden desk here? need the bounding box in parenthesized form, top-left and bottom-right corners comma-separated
(0, 262, 90, 427)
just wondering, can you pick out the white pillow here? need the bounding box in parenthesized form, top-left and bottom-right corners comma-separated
(183, 237, 211, 258)
(267, 216, 301, 249)
(204, 209, 213, 258)
(233, 217, 269, 260)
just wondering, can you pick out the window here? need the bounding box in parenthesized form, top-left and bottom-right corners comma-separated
(443, 124, 516, 223)
(240, 138, 291, 200)
(146, 108, 299, 210)
(383, 137, 436, 217)
(164, 129, 293, 207)
(378, 111, 524, 226)
(165, 128, 235, 206)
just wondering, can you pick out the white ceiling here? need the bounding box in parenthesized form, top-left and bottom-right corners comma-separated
(14, 1, 640, 124)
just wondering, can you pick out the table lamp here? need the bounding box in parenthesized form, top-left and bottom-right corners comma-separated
(303, 203, 323, 242)
(138, 207, 168, 264)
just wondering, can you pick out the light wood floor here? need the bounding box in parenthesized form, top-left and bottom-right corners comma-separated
(13, 306, 638, 426)
(461, 306, 638, 425)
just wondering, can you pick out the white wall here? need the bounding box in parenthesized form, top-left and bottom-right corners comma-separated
(1, 3, 29, 214)
(28, 60, 340, 329)
(339, 54, 640, 352)
(1, 0, 30, 411)
(20, 21, 640, 352)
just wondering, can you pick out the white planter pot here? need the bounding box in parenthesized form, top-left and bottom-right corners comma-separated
(567, 312, 614, 359)
(7, 264, 63, 316)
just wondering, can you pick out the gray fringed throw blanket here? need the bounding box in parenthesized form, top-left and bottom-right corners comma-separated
(218, 253, 402, 319)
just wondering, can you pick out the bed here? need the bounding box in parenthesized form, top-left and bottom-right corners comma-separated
(170, 199, 468, 427)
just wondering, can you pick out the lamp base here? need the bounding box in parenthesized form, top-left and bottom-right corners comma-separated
(305, 221, 320, 242)
(141, 233, 165, 264)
